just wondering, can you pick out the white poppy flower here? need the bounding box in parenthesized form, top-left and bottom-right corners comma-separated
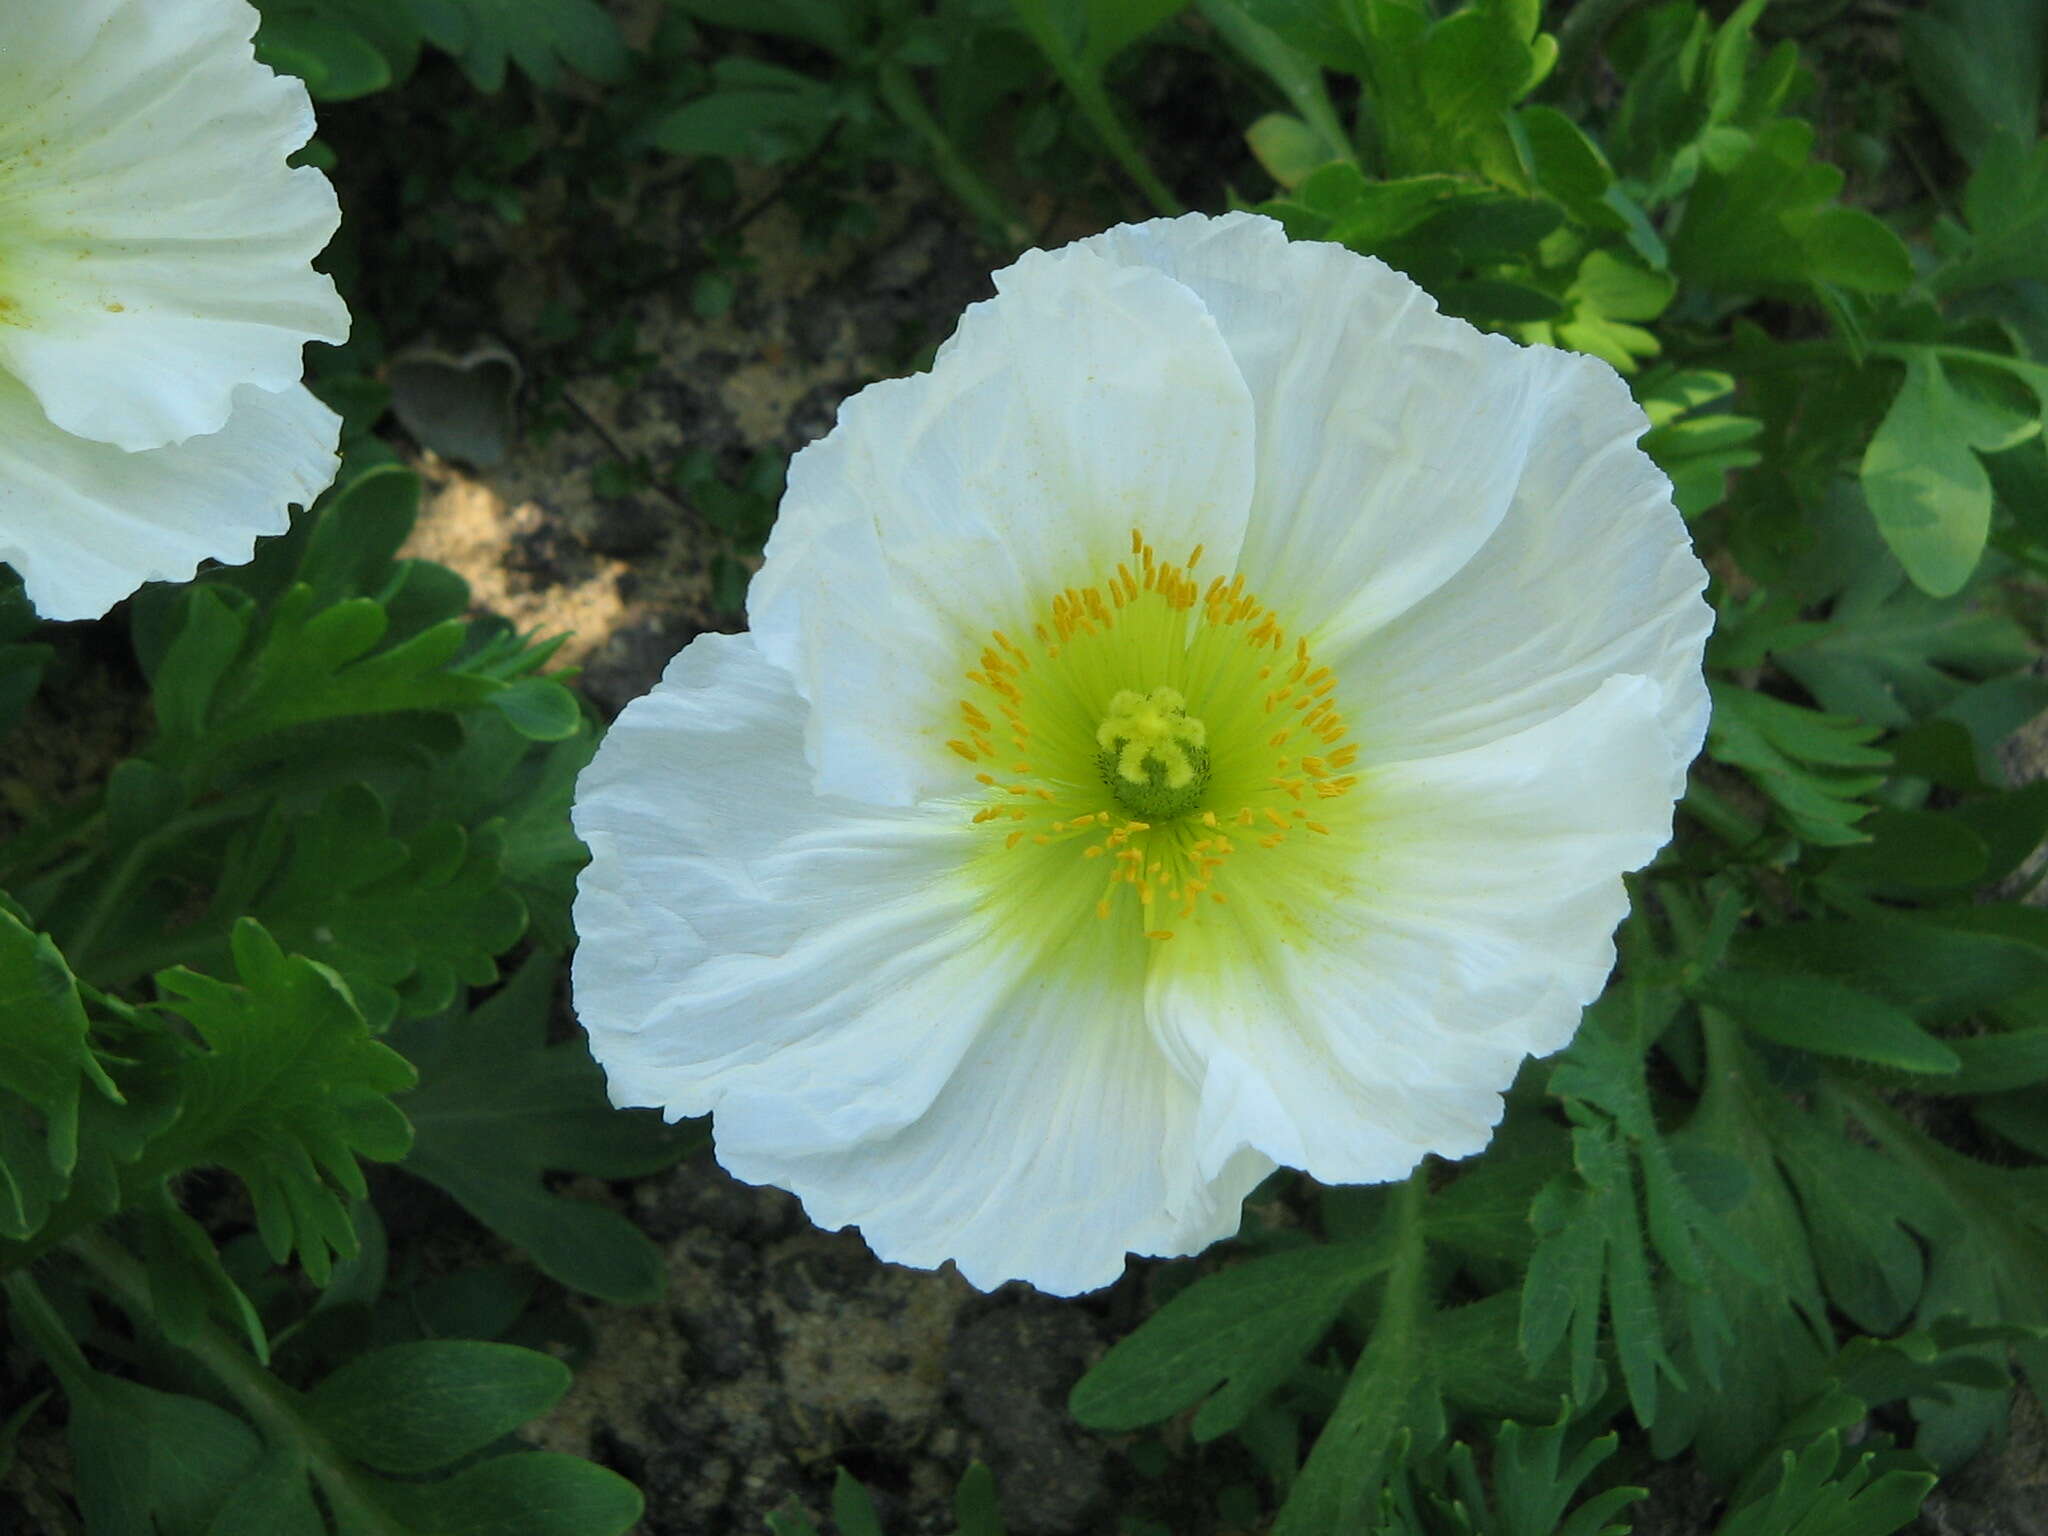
(0, 0, 350, 620)
(573, 212, 1713, 1295)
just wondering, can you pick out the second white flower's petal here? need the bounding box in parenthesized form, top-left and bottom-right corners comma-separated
(0, 376, 338, 621)
(1074, 213, 1710, 773)
(573, 631, 1269, 1294)
(1075, 212, 1562, 648)
(720, 986, 1275, 1295)
(0, 0, 348, 451)
(1147, 675, 1677, 1187)
(572, 631, 992, 1139)
(748, 244, 1258, 806)
(1335, 359, 1711, 775)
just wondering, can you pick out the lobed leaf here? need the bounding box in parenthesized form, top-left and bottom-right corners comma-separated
(392, 956, 686, 1302)
(149, 921, 416, 1283)
(1068, 1238, 1390, 1437)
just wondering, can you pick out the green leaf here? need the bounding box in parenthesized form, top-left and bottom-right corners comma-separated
(1902, 0, 2045, 167)
(1671, 119, 1910, 296)
(1652, 1025, 1835, 1482)
(1521, 1119, 1683, 1424)
(153, 588, 253, 745)
(374, 1451, 643, 1535)
(203, 1440, 327, 1536)
(7, 1277, 267, 1536)
(1861, 353, 2013, 597)
(831, 1468, 885, 1536)
(388, 707, 596, 951)
(1822, 807, 1989, 894)
(1429, 1291, 1569, 1424)
(306, 1341, 569, 1474)
(136, 1188, 272, 1364)
(1769, 490, 2035, 729)
(1245, 112, 1333, 190)
(1713, 1432, 1935, 1536)
(246, 783, 528, 1025)
(1936, 136, 2048, 293)
(1704, 683, 1888, 846)
(1767, 1107, 1927, 1334)
(1274, 1176, 1440, 1535)
(404, 0, 627, 91)
(1691, 968, 1961, 1075)
(1408, 1412, 1644, 1536)
(298, 462, 429, 613)
(1729, 913, 2048, 1025)
(255, 9, 397, 98)
(392, 957, 685, 1302)
(953, 1461, 1008, 1536)
(663, 0, 862, 53)
(1068, 1238, 1390, 1436)
(1076, 0, 1187, 74)
(0, 903, 118, 1239)
(149, 920, 416, 1282)
(487, 678, 583, 742)
(636, 74, 843, 163)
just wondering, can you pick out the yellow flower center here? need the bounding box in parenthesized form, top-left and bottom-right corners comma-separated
(948, 529, 1361, 948)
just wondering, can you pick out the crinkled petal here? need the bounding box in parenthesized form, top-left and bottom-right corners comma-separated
(0, 374, 338, 620)
(724, 995, 1274, 1296)
(1073, 213, 1561, 650)
(1074, 213, 1710, 773)
(748, 242, 1258, 806)
(1147, 675, 1677, 1187)
(572, 632, 1271, 1293)
(0, 0, 348, 451)
(1332, 358, 1710, 776)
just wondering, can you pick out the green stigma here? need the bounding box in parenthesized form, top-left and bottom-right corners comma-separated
(1096, 686, 1210, 820)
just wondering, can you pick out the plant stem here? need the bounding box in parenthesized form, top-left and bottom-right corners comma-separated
(1057, 67, 1182, 217)
(876, 63, 1032, 246)
(59, 797, 255, 983)
(65, 1228, 405, 1536)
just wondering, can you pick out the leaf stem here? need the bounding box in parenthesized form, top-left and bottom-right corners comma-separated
(876, 63, 1032, 246)
(1054, 66, 1182, 217)
(63, 1228, 406, 1536)
(59, 797, 256, 983)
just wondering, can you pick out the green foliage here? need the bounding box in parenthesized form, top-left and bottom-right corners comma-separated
(253, 0, 627, 95)
(0, 462, 655, 1533)
(1375, 1411, 1644, 1536)
(393, 956, 688, 1303)
(767, 1462, 1011, 1536)
(1713, 1432, 1934, 1536)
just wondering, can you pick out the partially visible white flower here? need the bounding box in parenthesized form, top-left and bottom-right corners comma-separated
(0, 0, 350, 620)
(573, 212, 1713, 1295)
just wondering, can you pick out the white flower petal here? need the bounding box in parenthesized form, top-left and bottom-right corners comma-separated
(0, 374, 338, 620)
(1332, 354, 1710, 776)
(573, 631, 989, 1137)
(1073, 213, 1711, 774)
(1147, 675, 1677, 1186)
(748, 242, 1259, 805)
(1073, 212, 1564, 649)
(0, 0, 348, 451)
(723, 998, 1274, 1296)
(574, 630, 1270, 1293)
